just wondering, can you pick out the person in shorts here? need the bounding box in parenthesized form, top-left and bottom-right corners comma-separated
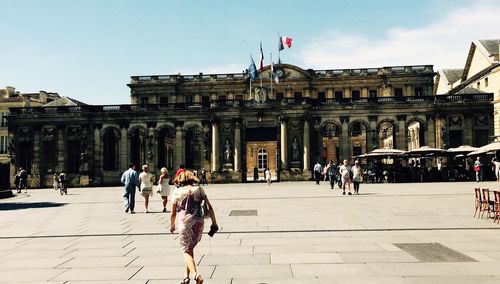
(139, 164, 154, 213)
(339, 159, 352, 195)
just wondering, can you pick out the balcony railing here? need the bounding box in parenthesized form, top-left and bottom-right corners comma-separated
(8, 93, 492, 115)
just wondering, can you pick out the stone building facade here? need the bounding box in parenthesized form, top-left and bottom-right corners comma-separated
(7, 64, 493, 186)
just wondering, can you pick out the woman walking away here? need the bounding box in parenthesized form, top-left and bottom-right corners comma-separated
(352, 160, 363, 195)
(265, 168, 271, 186)
(139, 164, 154, 213)
(170, 171, 218, 284)
(53, 173, 59, 191)
(157, 167, 171, 212)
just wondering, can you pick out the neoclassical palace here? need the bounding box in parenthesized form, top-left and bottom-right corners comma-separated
(7, 64, 493, 186)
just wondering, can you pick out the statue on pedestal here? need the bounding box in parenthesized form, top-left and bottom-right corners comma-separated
(224, 139, 232, 164)
(292, 137, 300, 162)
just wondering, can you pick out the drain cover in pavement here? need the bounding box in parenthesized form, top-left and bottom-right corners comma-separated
(229, 210, 258, 216)
(394, 243, 477, 262)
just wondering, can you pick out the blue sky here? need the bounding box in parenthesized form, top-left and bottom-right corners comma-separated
(0, 0, 498, 104)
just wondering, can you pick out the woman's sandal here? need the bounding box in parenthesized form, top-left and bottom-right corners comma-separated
(194, 274, 204, 284)
(181, 276, 190, 284)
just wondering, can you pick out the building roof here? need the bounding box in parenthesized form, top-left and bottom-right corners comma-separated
(455, 87, 487, 95)
(478, 39, 500, 57)
(43, 96, 88, 107)
(441, 69, 463, 84)
(450, 63, 500, 95)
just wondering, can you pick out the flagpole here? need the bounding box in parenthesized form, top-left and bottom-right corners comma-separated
(270, 52, 273, 98)
(278, 32, 281, 65)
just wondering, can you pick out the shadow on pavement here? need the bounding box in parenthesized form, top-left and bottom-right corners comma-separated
(0, 202, 67, 211)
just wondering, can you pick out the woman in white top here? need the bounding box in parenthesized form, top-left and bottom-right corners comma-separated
(157, 167, 170, 212)
(139, 164, 154, 213)
(265, 168, 271, 186)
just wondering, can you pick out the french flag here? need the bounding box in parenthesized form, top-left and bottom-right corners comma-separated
(279, 36, 293, 51)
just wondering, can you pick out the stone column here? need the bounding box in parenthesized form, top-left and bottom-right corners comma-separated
(340, 116, 350, 160)
(175, 125, 184, 169)
(56, 126, 66, 172)
(464, 115, 473, 146)
(426, 115, 436, 148)
(234, 121, 241, 172)
(280, 116, 288, 170)
(93, 126, 102, 184)
(368, 115, 377, 151)
(303, 119, 310, 171)
(396, 115, 407, 150)
(32, 127, 41, 186)
(211, 120, 219, 172)
(119, 125, 128, 170)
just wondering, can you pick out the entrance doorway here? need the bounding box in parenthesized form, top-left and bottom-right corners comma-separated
(245, 127, 277, 181)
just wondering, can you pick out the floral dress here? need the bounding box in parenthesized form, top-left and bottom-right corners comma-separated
(172, 185, 207, 252)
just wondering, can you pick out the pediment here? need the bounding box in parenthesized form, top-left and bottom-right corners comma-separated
(259, 64, 312, 80)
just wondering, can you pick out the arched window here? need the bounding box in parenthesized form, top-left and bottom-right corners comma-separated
(257, 148, 268, 170)
(103, 129, 119, 171)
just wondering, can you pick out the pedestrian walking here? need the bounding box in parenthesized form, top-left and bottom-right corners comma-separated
(53, 173, 59, 191)
(176, 164, 186, 177)
(170, 171, 218, 284)
(323, 162, 330, 181)
(327, 160, 337, 189)
(474, 157, 483, 182)
(200, 168, 208, 185)
(313, 161, 322, 185)
(139, 164, 154, 213)
(339, 159, 352, 195)
(352, 160, 362, 195)
(58, 170, 68, 195)
(157, 167, 171, 212)
(121, 163, 139, 214)
(492, 156, 500, 182)
(265, 168, 271, 186)
(18, 167, 28, 193)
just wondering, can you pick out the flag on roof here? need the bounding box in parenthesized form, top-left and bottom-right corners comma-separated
(279, 36, 293, 51)
(259, 42, 264, 72)
(249, 55, 257, 81)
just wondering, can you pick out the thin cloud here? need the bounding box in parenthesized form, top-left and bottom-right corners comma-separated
(299, 0, 500, 70)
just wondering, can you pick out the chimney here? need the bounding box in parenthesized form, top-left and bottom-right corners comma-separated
(5, 86, 15, 98)
(39, 91, 47, 103)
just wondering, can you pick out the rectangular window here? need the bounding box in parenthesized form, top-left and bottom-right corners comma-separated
(235, 94, 243, 100)
(334, 91, 343, 100)
(449, 130, 463, 148)
(140, 97, 149, 105)
(369, 90, 377, 98)
(394, 88, 403, 97)
(352, 90, 360, 100)
(276, 93, 284, 101)
(159, 96, 169, 105)
(202, 96, 209, 107)
(317, 92, 326, 102)
(0, 112, 7, 127)
(294, 92, 302, 100)
(415, 87, 424, 96)
(218, 95, 227, 104)
(485, 77, 489, 88)
(186, 96, 193, 105)
(0, 136, 5, 154)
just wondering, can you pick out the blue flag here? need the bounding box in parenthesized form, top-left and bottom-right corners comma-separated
(249, 55, 257, 81)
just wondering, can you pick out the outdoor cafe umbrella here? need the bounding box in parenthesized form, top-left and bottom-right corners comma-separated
(363, 148, 406, 158)
(405, 146, 447, 157)
(467, 141, 500, 156)
(447, 145, 478, 154)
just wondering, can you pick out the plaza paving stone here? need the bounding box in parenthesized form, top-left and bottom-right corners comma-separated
(0, 181, 499, 283)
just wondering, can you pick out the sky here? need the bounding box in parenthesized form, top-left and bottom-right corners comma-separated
(0, 0, 499, 105)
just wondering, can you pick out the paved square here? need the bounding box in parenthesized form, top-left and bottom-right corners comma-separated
(1, 181, 499, 283)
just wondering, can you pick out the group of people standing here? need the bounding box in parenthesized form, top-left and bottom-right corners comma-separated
(313, 159, 363, 195)
(121, 163, 217, 284)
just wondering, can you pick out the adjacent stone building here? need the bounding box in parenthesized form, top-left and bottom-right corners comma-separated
(7, 63, 493, 186)
(435, 39, 500, 142)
